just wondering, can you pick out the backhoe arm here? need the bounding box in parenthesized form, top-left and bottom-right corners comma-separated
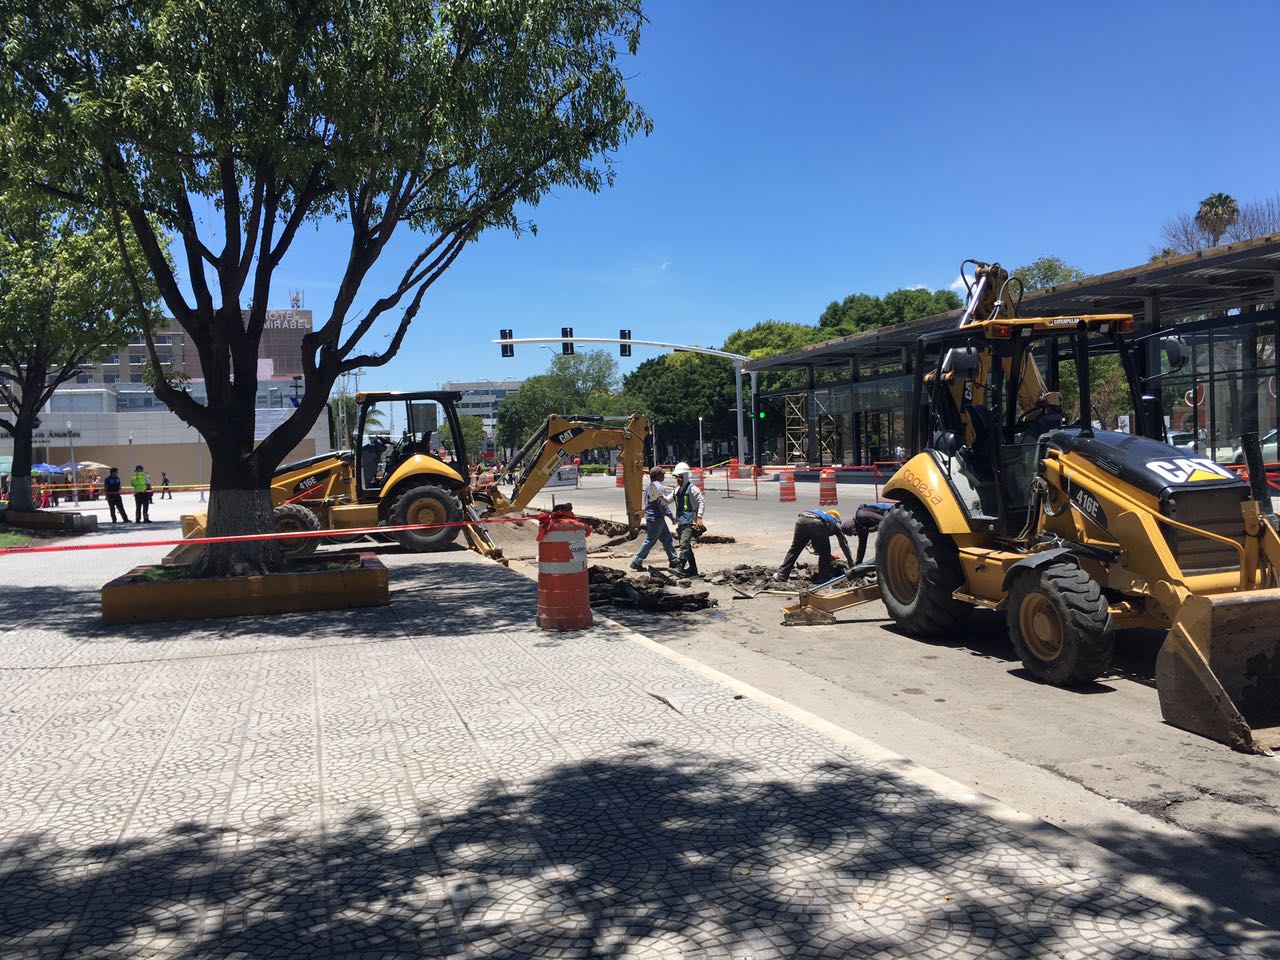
(481, 413, 649, 533)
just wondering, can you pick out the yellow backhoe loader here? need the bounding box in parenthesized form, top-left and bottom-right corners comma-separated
(788, 261, 1280, 752)
(172, 391, 647, 564)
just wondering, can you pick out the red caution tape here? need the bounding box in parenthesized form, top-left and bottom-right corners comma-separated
(0, 515, 538, 557)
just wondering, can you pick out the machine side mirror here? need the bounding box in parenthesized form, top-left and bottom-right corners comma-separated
(941, 347, 980, 380)
(1162, 336, 1189, 373)
(932, 430, 962, 457)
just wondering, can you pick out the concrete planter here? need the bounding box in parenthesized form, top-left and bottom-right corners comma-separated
(101, 552, 388, 625)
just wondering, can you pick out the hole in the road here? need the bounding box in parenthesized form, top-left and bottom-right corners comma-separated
(901, 688, 925, 695)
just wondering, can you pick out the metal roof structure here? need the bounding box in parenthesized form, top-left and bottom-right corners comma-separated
(746, 233, 1280, 374)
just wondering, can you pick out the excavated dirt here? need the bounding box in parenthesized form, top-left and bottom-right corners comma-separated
(588, 565, 717, 612)
(704, 563, 824, 593)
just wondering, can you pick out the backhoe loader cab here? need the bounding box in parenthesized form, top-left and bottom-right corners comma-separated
(877, 305, 1280, 752)
(269, 391, 475, 555)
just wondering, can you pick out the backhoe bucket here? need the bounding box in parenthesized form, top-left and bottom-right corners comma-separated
(1156, 590, 1280, 752)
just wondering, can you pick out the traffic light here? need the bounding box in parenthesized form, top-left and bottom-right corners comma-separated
(561, 327, 574, 355)
(758, 410, 766, 419)
(619, 329, 631, 357)
(499, 329, 513, 358)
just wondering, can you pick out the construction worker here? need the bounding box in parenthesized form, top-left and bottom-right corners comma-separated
(670, 462, 705, 577)
(631, 466, 678, 571)
(131, 464, 151, 522)
(849, 502, 892, 565)
(104, 467, 128, 523)
(774, 508, 855, 582)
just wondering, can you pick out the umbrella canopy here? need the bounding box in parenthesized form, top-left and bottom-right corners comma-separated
(30, 463, 65, 475)
(59, 460, 110, 473)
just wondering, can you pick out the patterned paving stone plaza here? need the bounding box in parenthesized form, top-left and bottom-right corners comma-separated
(0, 536, 1275, 958)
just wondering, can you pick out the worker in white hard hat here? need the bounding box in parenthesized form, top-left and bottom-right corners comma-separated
(670, 462, 705, 577)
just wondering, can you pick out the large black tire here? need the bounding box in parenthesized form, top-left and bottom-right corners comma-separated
(875, 502, 969, 636)
(391, 484, 463, 551)
(273, 503, 321, 559)
(1006, 563, 1114, 686)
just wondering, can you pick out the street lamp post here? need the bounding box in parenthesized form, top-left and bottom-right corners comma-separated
(698, 416, 703, 470)
(66, 420, 78, 505)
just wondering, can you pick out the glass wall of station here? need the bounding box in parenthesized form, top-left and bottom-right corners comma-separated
(765, 305, 1278, 467)
(1161, 308, 1279, 463)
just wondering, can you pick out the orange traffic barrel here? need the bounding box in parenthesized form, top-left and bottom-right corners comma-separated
(693, 467, 704, 488)
(779, 469, 796, 502)
(536, 511, 592, 631)
(819, 467, 838, 506)
(728, 458, 739, 479)
(615, 462, 625, 487)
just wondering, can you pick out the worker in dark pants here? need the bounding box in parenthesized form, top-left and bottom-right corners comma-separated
(104, 467, 129, 523)
(774, 508, 855, 582)
(849, 502, 892, 564)
(131, 464, 151, 522)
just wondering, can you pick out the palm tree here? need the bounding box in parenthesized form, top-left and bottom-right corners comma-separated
(1195, 192, 1240, 247)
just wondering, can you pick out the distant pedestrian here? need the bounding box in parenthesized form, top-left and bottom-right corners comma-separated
(670, 462, 705, 577)
(131, 464, 151, 522)
(631, 467, 679, 571)
(774, 508, 855, 582)
(104, 467, 128, 523)
(160, 472, 173, 499)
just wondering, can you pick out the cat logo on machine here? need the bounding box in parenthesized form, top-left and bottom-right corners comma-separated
(1146, 458, 1235, 486)
(292, 471, 329, 495)
(552, 427, 586, 445)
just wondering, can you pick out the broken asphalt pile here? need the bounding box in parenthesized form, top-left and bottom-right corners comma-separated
(588, 565, 717, 612)
(704, 563, 821, 593)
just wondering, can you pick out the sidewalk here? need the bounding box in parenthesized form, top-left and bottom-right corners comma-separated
(0, 536, 1275, 958)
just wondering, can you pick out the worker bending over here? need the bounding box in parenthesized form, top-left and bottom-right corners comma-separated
(848, 502, 891, 565)
(670, 462, 705, 577)
(774, 508, 854, 582)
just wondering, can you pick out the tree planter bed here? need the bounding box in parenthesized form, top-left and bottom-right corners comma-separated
(101, 552, 388, 625)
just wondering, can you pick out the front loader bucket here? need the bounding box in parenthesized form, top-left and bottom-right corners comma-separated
(1156, 590, 1280, 752)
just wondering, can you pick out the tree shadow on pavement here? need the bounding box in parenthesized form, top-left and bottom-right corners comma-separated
(0, 747, 1267, 959)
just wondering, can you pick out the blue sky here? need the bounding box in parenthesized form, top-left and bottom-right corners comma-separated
(267, 0, 1280, 390)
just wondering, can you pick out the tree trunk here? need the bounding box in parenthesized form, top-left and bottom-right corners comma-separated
(7, 423, 35, 512)
(193, 447, 281, 577)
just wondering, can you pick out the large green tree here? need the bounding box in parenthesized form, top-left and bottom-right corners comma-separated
(495, 350, 622, 450)
(1011, 256, 1087, 290)
(723, 320, 824, 358)
(818, 287, 960, 336)
(3, 0, 649, 574)
(0, 197, 151, 511)
(457, 414, 486, 461)
(623, 353, 737, 459)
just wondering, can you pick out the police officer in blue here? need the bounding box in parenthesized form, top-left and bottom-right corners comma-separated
(774, 507, 856, 582)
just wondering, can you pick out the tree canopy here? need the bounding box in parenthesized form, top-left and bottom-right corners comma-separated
(495, 350, 622, 449)
(723, 320, 826, 358)
(0, 195, 152, 510)
(1010, 257, 1087, 290)
(1, 0, 650, 572)
(817, 287, 961, 336)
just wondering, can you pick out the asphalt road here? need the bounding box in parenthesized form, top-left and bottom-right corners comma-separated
(522, 474, 1280, 930)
